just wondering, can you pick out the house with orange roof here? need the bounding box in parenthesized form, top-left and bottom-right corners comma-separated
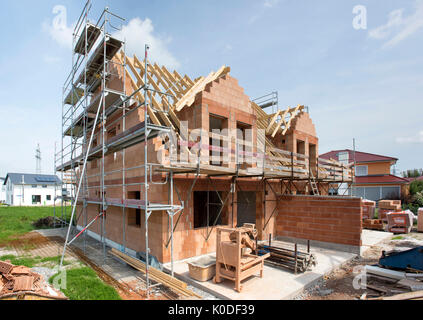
(320, 149, 409, 201)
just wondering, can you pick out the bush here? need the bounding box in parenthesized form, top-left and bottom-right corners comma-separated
(403, 191, 423, 214)
(410, 180, 423, 195)
(403, 203, 420, 215)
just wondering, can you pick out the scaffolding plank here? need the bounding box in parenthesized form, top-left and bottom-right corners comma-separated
(64, 87, 85, 106)
(64, 112, 96, 137)
(76, 35, 123, 88)
(74, 23, 102, 55)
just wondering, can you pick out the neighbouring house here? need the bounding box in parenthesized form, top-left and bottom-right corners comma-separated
(0, 177, 6, 203)
(320, 150, 409, 201)
(404, 176, 423, 183)
(3, 173, 62, 206)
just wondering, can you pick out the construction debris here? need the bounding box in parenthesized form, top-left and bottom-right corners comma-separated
(258, 244, 317, 273)
(32, 216, 56, 229)
(362, 219, 384, 231)
(360, 245, 423, 300)
(379, 246, 423, 271)
(0, 261, 67, 300)
(397, 279, 423, 291)
(365, 265, 408, 281)
(369, 290, 423, 300)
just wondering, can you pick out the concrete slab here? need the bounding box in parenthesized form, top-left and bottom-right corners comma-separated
(361, 229, 393, 255)
(164, 241, 356, 300)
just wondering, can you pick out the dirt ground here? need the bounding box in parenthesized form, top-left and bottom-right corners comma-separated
(0, 232, 171, 300)
(296, 231, 423, 300)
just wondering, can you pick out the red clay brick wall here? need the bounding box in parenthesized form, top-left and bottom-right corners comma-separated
(276, 195, 363, 247)
(162, 177, 235, 263)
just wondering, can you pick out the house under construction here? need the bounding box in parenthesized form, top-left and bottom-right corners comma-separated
(56, 1, 363, 296)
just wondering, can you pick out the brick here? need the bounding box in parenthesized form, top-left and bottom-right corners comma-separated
(275, 195, 362, 247)
(0, 261, 13, 274)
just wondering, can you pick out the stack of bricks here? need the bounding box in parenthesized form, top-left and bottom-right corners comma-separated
(362, 200, 376, 220)
(418, 208, 423, 233)
(362, 219, 384, 231)
(386, 211, 414, 234)
(378, 200, 402, 222)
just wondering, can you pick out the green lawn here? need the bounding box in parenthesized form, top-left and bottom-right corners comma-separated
(0, 206, 71, 245)
(0, 206, 122, 300)
(50, 267, 122, 300)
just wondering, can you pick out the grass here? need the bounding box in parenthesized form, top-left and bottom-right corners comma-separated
(40, 255, 71, 266)
(0, 206, 71, 245)
(392, 236, 404, 240)
(0, 254, 41, 268)
(49, 267, 122, 300)
(0, 207, 121, 300)
(0, 254, 71, 267)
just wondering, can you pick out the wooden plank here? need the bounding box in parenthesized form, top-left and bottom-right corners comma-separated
(372, 290, 423, 300)
(110, 248, 202, 299)
(266, 111, 281, 134)
(153, 63, 182, 99)
(175, 65, 230, 111)
(271, 109, 289, 137)
(162, 66, 185, 95)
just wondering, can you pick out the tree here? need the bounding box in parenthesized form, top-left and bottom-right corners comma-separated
(410, 180, 423, 195)
(402, 168, 423, 178)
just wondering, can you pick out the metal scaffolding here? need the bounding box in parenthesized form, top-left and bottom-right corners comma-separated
(54, 1, 183, 299)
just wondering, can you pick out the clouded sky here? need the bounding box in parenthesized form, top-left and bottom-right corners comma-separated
(0, 0, 422, 177)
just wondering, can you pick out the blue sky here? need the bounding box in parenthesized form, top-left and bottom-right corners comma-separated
(0, 0, 422, 178)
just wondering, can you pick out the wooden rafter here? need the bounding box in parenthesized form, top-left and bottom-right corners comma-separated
(174, 66, 231, 112)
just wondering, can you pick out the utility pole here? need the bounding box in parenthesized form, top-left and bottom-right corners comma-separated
(36, 144, 42, 174)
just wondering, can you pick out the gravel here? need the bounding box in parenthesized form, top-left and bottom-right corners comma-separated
(31, 267, 57, 282)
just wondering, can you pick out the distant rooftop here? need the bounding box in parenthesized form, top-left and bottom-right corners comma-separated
(320, 149, 398, 164)
(3, 173, 61, 186)
(404, 176, 423, 183)
(355, 174, 409, 185)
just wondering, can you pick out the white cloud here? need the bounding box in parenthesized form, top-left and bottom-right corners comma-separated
(264, 0, 280, 8)
(369, 0, 423, 48)
(223, 44, 233, 53)
(114, 18, 180, 70)
(43, 55, 62, 64)
(42, 5, 74, 49)
(249, 0, 281, 24)
(396, 131, 423, 143)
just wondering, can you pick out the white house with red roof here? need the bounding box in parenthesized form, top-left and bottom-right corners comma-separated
(320, 149, 409, 201)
